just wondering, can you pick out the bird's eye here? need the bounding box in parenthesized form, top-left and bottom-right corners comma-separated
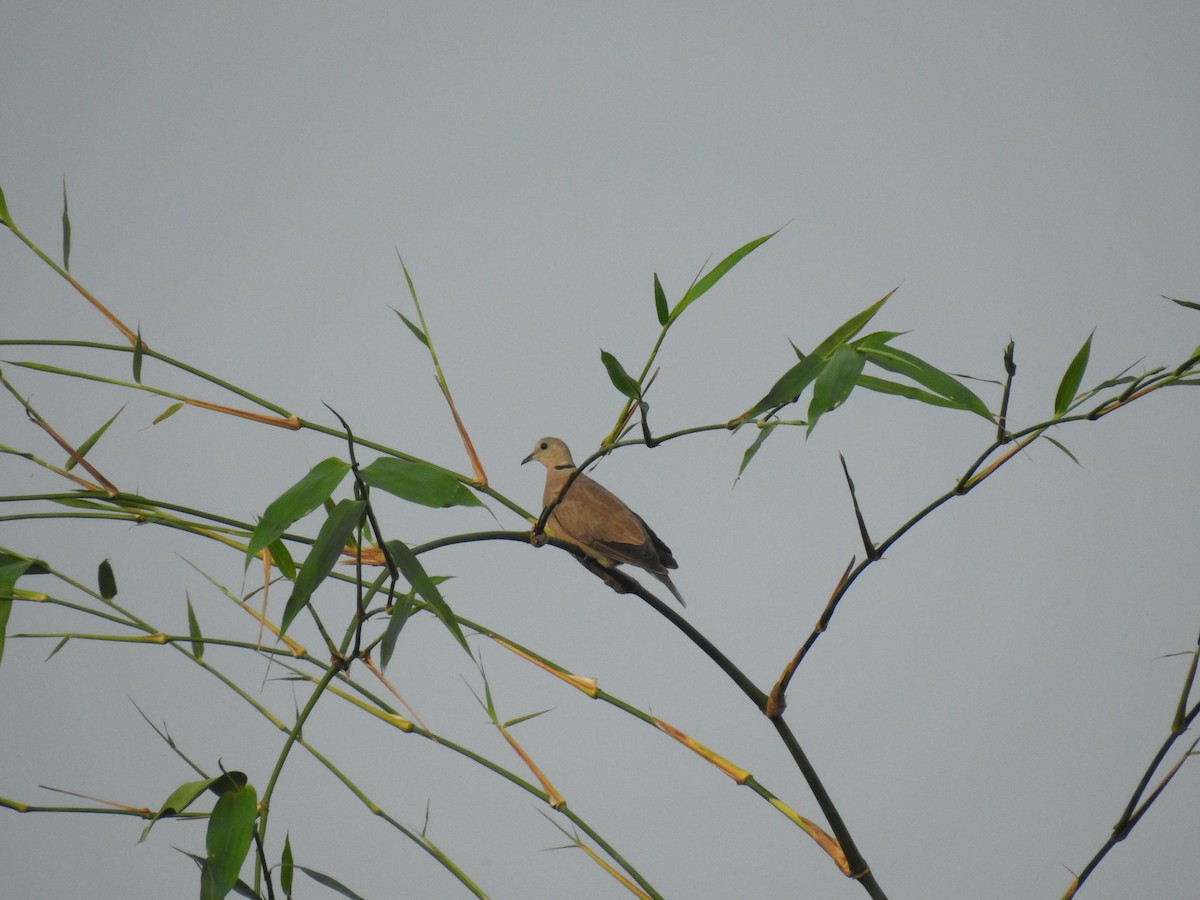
(540, 442, 548, 450)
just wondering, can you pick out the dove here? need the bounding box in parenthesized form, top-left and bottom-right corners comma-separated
(522, 437, 685, 606)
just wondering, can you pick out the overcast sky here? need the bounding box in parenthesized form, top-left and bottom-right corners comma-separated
(3, 4, 1199, 899)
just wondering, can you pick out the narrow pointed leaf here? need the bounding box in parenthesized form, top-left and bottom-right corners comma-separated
(667, 229, 780, 325)
(281, 834, 294, 896)
(1045, 436, 1083, 467)
(0, 560, 36, 668)
(133, 328, 145, 383)
(385, 538, 469, 652)
(600, 350, 640, 399)
(152, 401, 185, 424)
(141, 775, 222, 842)
(244, 457, 351, 568)
(856, 374, 966, 410)
(737, 352, 827, 422)
(66, 405, 125, 471)
(358, 457, 482, 508)
(653, 273, 669, 325)
(61, 177, 71, 272)
(504, 707, 554, 728)
(98, 558, 117, 599)
(281, 499, 366, 636)
(0, 183, 12, 227)
(186, 592, 204, 658)
(1054, 331, 1095, 416)
(858, 343, 993, 420)
(202, 782, 258, 900)
(734, 289, 895, 423)
(391, 308, 430, 348)
(296, 866, 369, 899)
(379, 590, 415, 671)
(807, 344, 865, 434)
(267, 537, 297, 580)
(735, 422, 778, 482)
(1163, 295, 1200, 312)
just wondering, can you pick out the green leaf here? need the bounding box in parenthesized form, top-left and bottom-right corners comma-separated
(1045, 436, 1083, 467)
(98, 558, 117, 599)
(66, 405, 125, 471)
(61, 177, 71, 272)
(391, 307, 430, 348)
(281, 499, 366, 636)
(0, 182, 13, 227)
(152, 401, 184, 424)
(809, 288, 897, 359)
(384, 538, 469, 653)
(667, 228, 780, 326)
(358, 458, 482, 509)
(735, 288, 896, 423)
(737, 352, 828, 422)
(186, 592, 203, 659)
(1054, 330, 1095, 416)
(600, 350, 640, 399)
(296, 866, 369, 899)
(858, 343, 993, 420)
(0, 559, 36, 668)
(735, 422, 778, 483)
(807, 344, 866, 434)
(133, 328, 145, 384)
(281, 834, 294, 896)
(244, 457, 352, 568)
(653, 273, 668, 326)
(856, 374, 967, 410)
(140, 775, 221, 843)
(379, 589, 415, 671)
(267, 537, 297, 580)
(202, 781, 258, 900)
(1163, 294, 1200, 312)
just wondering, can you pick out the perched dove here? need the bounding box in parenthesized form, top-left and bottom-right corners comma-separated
(522, 437, 686, 606)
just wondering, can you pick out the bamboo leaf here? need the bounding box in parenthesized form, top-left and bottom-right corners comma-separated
(807, 344, 865, 434)
(734, 288, 896, 423)
(504, 708, 554, 728)
(1045, 436, 1083, 467)
(379, 590, 415, 671)
(391, 308, 430, 348)
(186, 592, 203, 659)
(0, 183, 12, 227)
(358, 457, 482, 508)
(1163, 294, 1200, 312)
(1054, 331, 1095, 416)
(808, 287, 897, 360)
(653, 273, 668, 325)
(152, 402, 185, 424)
(600, 350, 640, 399)
(281, 834, 294, 896)
(201, 781, 258, 900)
(281, 499, 365, 636)
(856, 374, 966, 410)
(244, 457, 351, 568)
(267, 537, 297, 580)
(132, 328, 145, 384)
(295, 866, 369, 899)
(66, 405, 125, 471)
(735, 423, 778, 483)
(667, 229, 780, 326)
(858, 343, 993, 420)
(61, 177, 71, 272)
(98, 558, 117, 599)
(0, 559, 37, 668)
(384, 538, 469, 653)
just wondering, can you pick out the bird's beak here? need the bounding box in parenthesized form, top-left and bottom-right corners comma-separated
(521, 452, 535, 465)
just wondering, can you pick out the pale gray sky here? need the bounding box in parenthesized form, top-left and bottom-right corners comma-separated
(3, 4, 1198, 899)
